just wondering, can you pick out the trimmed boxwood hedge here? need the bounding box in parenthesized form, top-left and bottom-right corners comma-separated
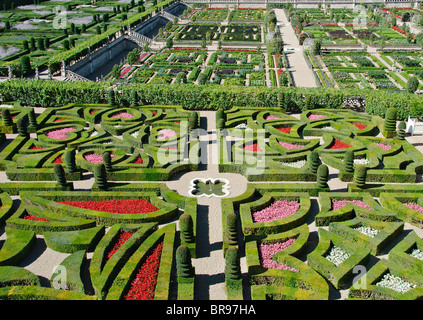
(307, 228, 371, 290)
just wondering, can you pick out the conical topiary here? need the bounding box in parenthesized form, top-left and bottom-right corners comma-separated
(64, 148, 77, 173)
(179, 213, 194, 243)
(54, 163, 67, 187)
(354, 164, 367, 188)
(102, 151, 113, 172)
(397, 121, 406, 140)
(316, 164, 329, 189)
(2, 109, 13, 127)
(28, 108, 37, 128)
(176, 245, 194, 279)
(16, 118, 29, 138)
(383, 107, 397, 138)
(93, 163, 108, 190)
(344, 150, 354, 174)
(225, 246, 241, 281)
(309, 150, 320, 174)
(225, 212, 238, 245)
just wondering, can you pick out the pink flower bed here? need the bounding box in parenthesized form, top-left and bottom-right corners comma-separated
(278, 141, 304, 150)
(375, 143, 392, 151)
(157, 129, 177, 140)
(84, 153, 115, 164)
(258, 239, 299, 271)
(331, 199, 372, 211)
(308, 114, 326, 120)
(110, 112, 134, 119)
(45, 127, 75, 140)
(253, 200, 300, 223)
(265, 115, 281, 120)
(403, 202, 423, 213)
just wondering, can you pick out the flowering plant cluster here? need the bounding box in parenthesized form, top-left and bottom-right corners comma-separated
(376, 273, 417, 294)
(133, 156, 143, 164)
(45, 127, 75, 140)
(280, 159, 306, 168)
(276, 126, 292, 134)
(124, 241, 163, 300)
(139, 52, 149, 62)
(252, 199, 300, 223)
(110, 112, 134, 119)
(410, 248, 423, 261)
(353, 123, 367, 130)
(157, 129, 177, 140)
(403, 202, 423, 213)
(119, 66, 136, 78)
(243, 143, 263, 152)
(279, 141, 304, 150)
(331, 199, 372, 211)
(84, 153, 115, 164)
(23, 214, 49, 221)
(325, 246, 350, 266)
(59, 199, 158, 214)
(329, 140, 351, 149)
(308, 114, 326, 120)
(265, 115, 281, 120)
(53, 156, 63, 164)
(354, 225, 380, 238)
(105, 231, 135, 262)
(258, 239, 299, 272)
(375, 143, 392, 151)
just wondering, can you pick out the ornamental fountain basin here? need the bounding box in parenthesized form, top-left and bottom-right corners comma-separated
(188, 178, 230, 198)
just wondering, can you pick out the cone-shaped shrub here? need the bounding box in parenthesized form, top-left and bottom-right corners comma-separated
(2, 109, 13, 127)
(316, 164, 329, 189)
(225, 246, 241, 281)
(309, 150, 320, 174)
(28, 108, 37, 127)
(16, 118, 29, 138)
(225, 212, 238, 245)
(354, 164, 367, 188)
(102, 151, 113, 172)
(179, 213, 194, 243)
(383, 107, 397, 138)
(54, 164, 67, 187)
(397, 121, 406, 140)
(176, 245, 194, 279)
(93, 163, 108, 190)
(216, 108, 225, 122)
(217, 118, 225, 130)
(64, 148, 77, 173)
(344, 150, 354, 173)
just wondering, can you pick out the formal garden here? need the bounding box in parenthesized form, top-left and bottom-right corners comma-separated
(0, 0, 423, 303)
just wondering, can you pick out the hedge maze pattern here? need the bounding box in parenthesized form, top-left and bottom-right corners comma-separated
(0, 103, 422, 300)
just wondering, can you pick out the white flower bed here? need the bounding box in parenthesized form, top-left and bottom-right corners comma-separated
(354, 158, 370, 165)
(17, 5, 47, 9)
(12, 22, 38, 30)
(131, 131, 139, 138)
(321, 126, 336, 131)
(0, 104, 14, 108)
(354, 225, 379, 238)
(89, 131, 98, 138)
(376, 273, 417, 294)
(325, 246, 351, 266)
(410, 248, 423, 261)
(67, 16, 94, 25)
(280, 159, 307, 168)
(234, 123, 251, 130)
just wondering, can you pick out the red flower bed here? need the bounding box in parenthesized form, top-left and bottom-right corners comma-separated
(23, 214, 49, 221)
(353, 123, 367, 130)
(53, 156, 63, 164)
(30, 146, 44, 150)
(55, 118, 68, 122)
(277, 126, 292, 134)
(277, 68, 283, 77)
(58, 199, 158, 214)
(105, 231, 135, 262)
(124, 241, 163, 300)
(90, 110, 98, 115)
(330, 140, 351, 149)
(295, 26, 300, 34)
(392, 25, 406, 35)
(243, 143, 263, 152)
(133, 156, 143, 164)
